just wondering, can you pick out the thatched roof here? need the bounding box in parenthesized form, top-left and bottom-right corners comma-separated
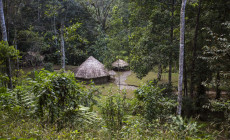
(112, 59, 129, 68)
(109, 70, 116, 76)
(75, 56, 109, 79)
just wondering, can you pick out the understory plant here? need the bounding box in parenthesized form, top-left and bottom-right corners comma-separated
(99, 93, 125, 136)
(0, 70, 100, 130)
(203, 99, 230, 138)
(135, 81, 177, 121)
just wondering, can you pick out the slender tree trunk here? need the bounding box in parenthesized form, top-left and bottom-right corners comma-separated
(169, 0, 174, 84)
(14, 30, 19, 78)
(60, 22, 65, 70)
(37, 0, 40, 21)
(5, 0, 9, 40)
(54, 15, 57, 46)
(6, 58, 12, 88)
(177, 0, 187, 115)
(190, 0, 201, 98)
(0, 0, 7, 41)
(15, 44, 19, 76)
(53, 0, 57, 46)
(184, 52, 188, 96)
(157, 64, 162, 81)
(0, 0, 12, 89)
(215, 71, 221, 99)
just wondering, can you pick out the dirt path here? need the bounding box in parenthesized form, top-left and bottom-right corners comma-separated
(115, 71, 138, 90)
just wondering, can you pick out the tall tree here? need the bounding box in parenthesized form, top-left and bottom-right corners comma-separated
(190, 0, 201, 98)
(60, 21, 65, 70)
(0, 0, 7, 41)
(87, 0, 114, 32)
(177, 0, 187, 115)
(0, 0, 12, 89)
(168, 0, 175, 84)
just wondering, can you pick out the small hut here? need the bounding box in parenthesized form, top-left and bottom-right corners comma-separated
(109, 70, 116, 81)
(74, 56, 109, 84)
(112, 59, 129, 71)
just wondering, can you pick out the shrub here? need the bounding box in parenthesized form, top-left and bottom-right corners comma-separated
(146, 79, 175, 96)
(166, 115, 215, 139)
(0, 70, 99, 130)
(135, 81, 176, 121)
(44, 62, 54, 72)
(203, 99, 230, 138)
(99, 94, 125, 135)
(158, 83, 174, 97)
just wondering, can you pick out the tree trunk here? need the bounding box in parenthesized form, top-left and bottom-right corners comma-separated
(157, 64, 162, 81)
(0, 0, 12, 89)
(177, 0, 187, 115)
(184, 51, 188, 96)
(6, 58, 12, 88)
(15, 44, 19, 76)
(5, 0, 9, 40)
(60, 22, 65, 70)
(215, 71, 221, 99)
(37, 0, 40, 21)
(169, 0, 174, 84)
(54, 15, 57, 46)
(53, 0, 57, 46)
(15, 39, 19, 78)
(190, 0, 201, 98)
(13, 29, 19, 78)
(0, 0, 7, 41)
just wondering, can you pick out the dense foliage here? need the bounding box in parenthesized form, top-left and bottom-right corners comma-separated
(0, 73, 218, 139)
(135, 81, 176, 121)
(0, 70, 99, 129)
(0, 0, 230, 139)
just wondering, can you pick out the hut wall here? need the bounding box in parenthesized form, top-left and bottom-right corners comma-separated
(113, 66, 130, 71)
(76, 76, 109, 84)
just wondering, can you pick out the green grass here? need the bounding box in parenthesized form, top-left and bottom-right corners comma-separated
(126, 71, 178, 87)
(95, 83, 135, 99)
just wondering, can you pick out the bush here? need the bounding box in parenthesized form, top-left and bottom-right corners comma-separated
(203, 99, 230, 138)
(44, 62, 54, 72)
(0, 70, 99, 130)
(135, 81, 176, 121)
(146, 79, 175, 96)
(99, 94, 125, 135)
(158, 83, 174, 97)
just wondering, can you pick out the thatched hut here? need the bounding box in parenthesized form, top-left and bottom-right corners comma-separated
(74, 56, 110, 84)
(112, 59, 129, 71)
(109, 70, 116, 80)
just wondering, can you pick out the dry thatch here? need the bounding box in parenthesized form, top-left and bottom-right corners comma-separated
(109, 70, 116, 76)
(75, 56, 109, 79)
(112, 59, 129, 71)
(112, 59, 129, 68)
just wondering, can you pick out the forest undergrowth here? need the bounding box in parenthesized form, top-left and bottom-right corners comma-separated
(0, 70, 229, 139)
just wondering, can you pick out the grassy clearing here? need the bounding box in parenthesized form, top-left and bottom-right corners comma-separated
(95, 83, 135, 99)
(126, 71, 178, 87)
